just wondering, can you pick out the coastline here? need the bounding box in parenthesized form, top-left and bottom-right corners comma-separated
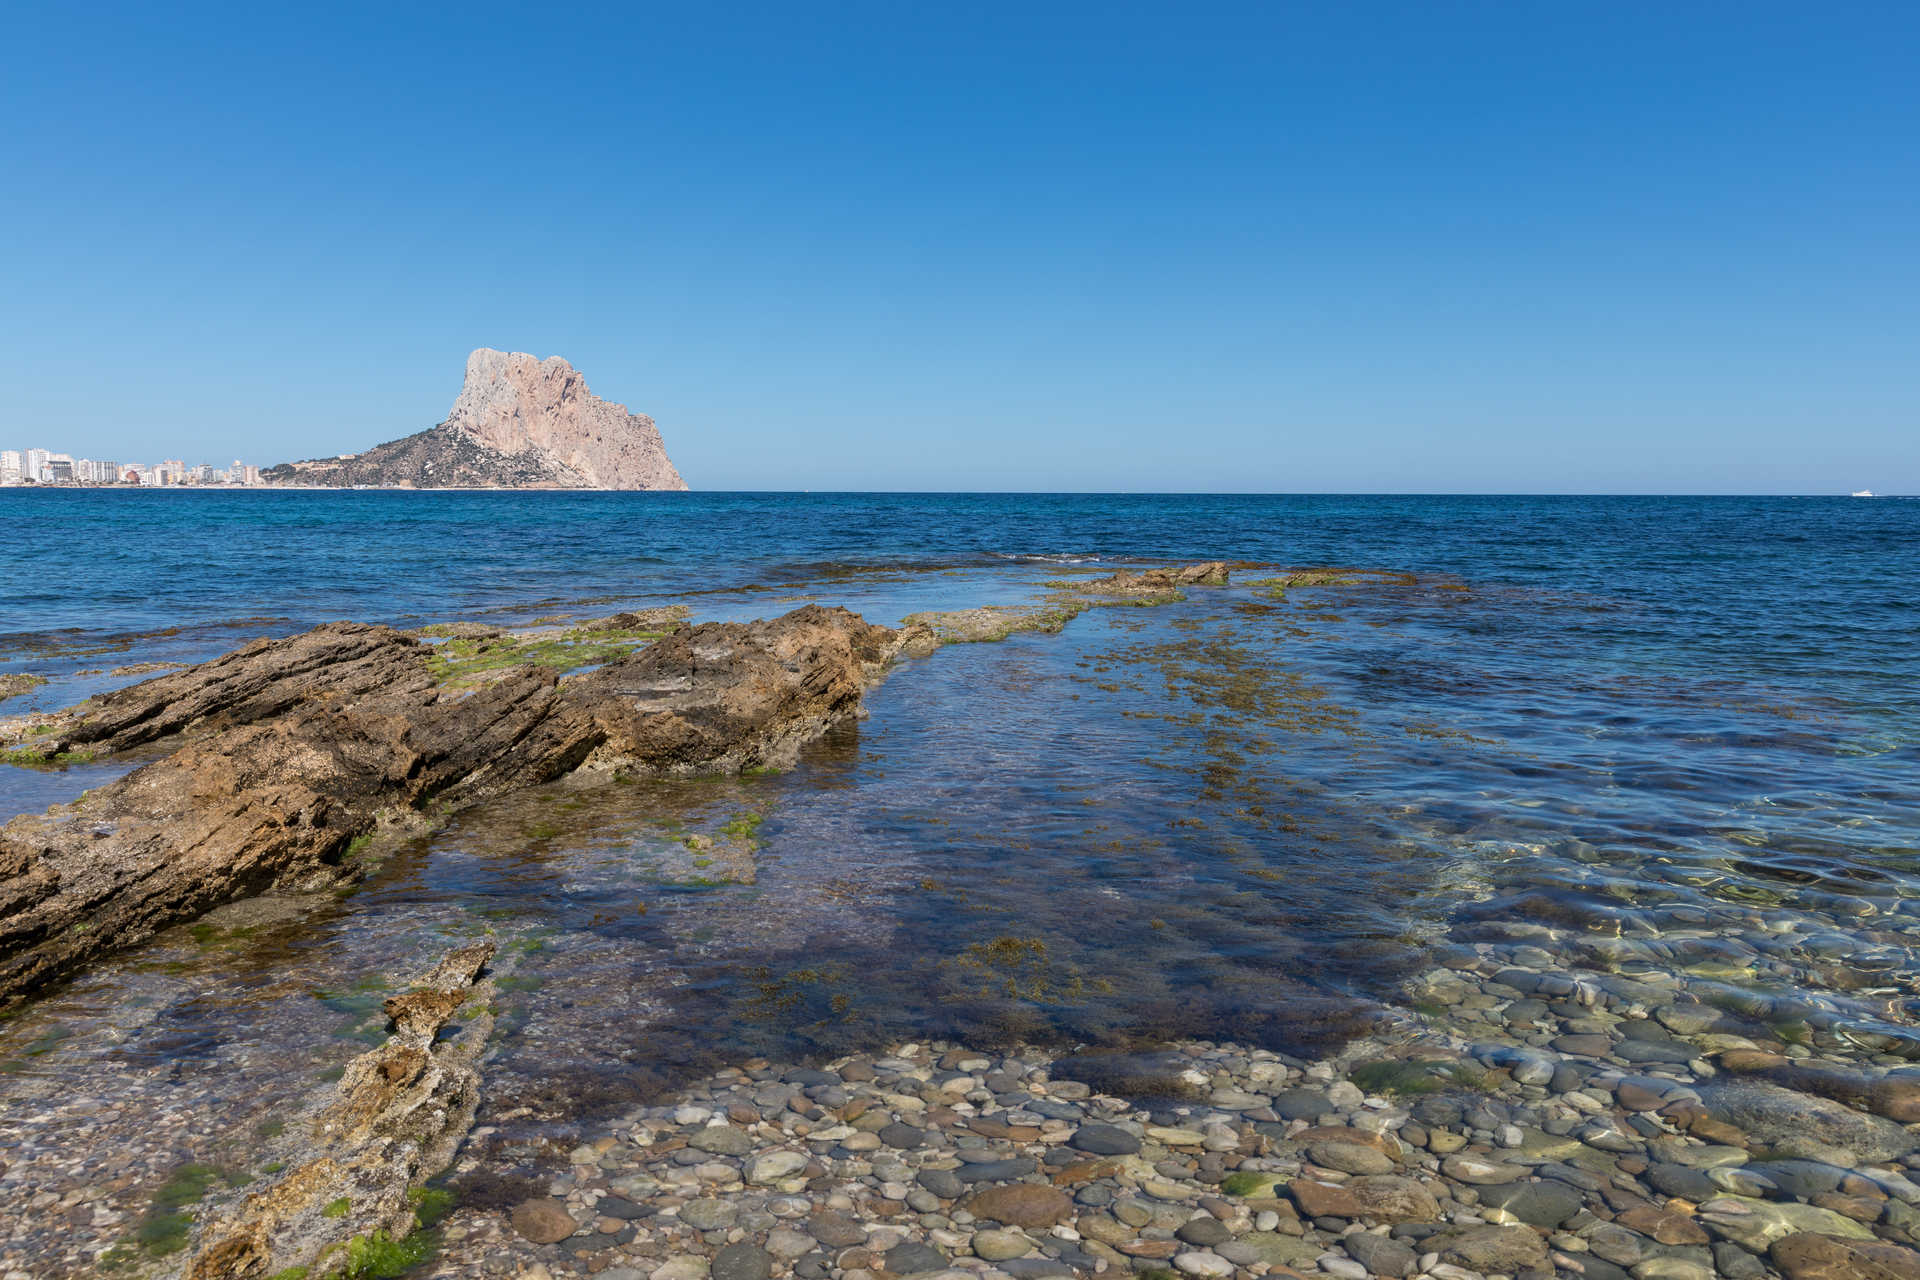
(2, 530, 1918, 1280)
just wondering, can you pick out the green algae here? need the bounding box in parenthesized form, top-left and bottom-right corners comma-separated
(1219, 1171, 1279, 1197)
(0, 672, 47, 701)
(1349, 1057, 1483, 1096)
(425, 626, 667, 687)
(119, 1162, 247, 1259)
(341, 1229, 436, 1278)
(1, 744, 97, 768)
(407, 1185, 457, 1229)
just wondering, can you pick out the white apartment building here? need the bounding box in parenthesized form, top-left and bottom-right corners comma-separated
(0, 450, 21, 484)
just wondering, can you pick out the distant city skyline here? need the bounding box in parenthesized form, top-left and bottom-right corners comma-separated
(1, 446, 263, 487)
(2, 4, 1915, 493)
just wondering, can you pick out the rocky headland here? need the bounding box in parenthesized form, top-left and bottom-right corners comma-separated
(0, 605, 903, 1009)
(265, 349, 687, 489)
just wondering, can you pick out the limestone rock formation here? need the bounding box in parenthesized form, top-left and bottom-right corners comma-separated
(185, 943, 496, 1279)
(266, 348, 687, 489)
(0, 606, 903, 1007)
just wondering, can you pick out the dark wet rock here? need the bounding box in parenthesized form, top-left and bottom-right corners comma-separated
(1, 607, 906, 1007)
(1553, 1033, 1615, 1057)
(917, 1167, 965, 1199)
(596, 1195, 651, 1220)
(1477, 1178, 1584, 1228)
(1000, 1260, 1077, 1279)
(713, 1243, 774, 1280)
(1616, 1080, 1670, 1112)
(1070, 1124, 1142, 1155)
(805, 1210, 866, 1248)
(680, 1199, 739, 1231)
(1714, 1241, 1769, 1280)
(1646, 1162, 1720, 1202)
(1341, 1231, 1416, 1278)
(1270, 1088, 1336, 1121)
(184, 943, 497, 1278)
(1618, 1039, 1697, 1065)
(1572, 1257, 1634, 1280)
(956, 1157, 1039, 1183)
(1176, 1216, 1230, 1246)
(884, 1242, 950, 1275)
(1750, 1160, 1849, 1199)
(879, 1122, 926, 1149)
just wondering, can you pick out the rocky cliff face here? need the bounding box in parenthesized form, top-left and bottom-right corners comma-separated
(266, 349, 687, 489)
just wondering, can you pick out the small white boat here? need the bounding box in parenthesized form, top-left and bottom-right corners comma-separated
(1852, 489, 1874, 498)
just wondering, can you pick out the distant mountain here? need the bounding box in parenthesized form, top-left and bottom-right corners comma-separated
(265, 349, 687, 489)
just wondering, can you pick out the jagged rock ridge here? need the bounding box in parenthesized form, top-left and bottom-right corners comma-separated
(0, 606, 903, 1006)
(266, 349, 688, 489)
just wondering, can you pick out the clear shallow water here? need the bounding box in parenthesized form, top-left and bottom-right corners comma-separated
(2, 492, 1919, 1267)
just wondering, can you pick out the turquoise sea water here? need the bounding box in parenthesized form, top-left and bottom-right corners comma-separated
(2, 490, 1919, 1105)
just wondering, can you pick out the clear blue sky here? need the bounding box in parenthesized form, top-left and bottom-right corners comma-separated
(3, 3, 1914, 492)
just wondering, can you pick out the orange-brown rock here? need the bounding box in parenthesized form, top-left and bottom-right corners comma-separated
(1083, 562, 1231, 594)
(1292, 1126, 1404, 1157)
(965, 1184, 1076, 1228)
(1771, 1232, 1920, 1280)
(1, 606, 904, 1007)
(1289, 1175, 1438, 1222)
(1616, 1205, 1711, 1246)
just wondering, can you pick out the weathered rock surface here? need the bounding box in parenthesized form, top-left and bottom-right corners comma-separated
(1771, 1231, 1920, 1280)
(265, 348, 687, 490)
(0, 672, 45, 702)
(0, 606, 903, 1006)
(1082, 562, 1231, 594)
(1701, 1080, 1918, 1163)
(184, 942, 495, 1278)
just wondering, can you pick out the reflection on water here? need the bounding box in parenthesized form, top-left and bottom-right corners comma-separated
(2, 554, 1919, 1271)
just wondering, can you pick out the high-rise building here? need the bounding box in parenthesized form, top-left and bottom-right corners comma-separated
(0, 450, 21, 484)
(25, 448, 50, 482)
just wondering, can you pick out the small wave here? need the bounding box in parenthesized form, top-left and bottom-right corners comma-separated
(988, 551, 1105, 564)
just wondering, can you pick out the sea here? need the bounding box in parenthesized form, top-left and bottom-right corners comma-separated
(2, 489, 1919, 1250)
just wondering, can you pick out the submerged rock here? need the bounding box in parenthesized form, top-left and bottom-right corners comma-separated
(0, 606, 905, 1007)
(1081, 562, 1231, 594)
(1701, 1081, 1917, 1163)
(184, 942, 496, 1278)
(0, 673, 46, 703)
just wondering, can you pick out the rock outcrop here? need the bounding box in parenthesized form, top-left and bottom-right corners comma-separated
(185, 943, 496, 1279)
(0, 606, 902, 1007)
(266, 348, 687, 489)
